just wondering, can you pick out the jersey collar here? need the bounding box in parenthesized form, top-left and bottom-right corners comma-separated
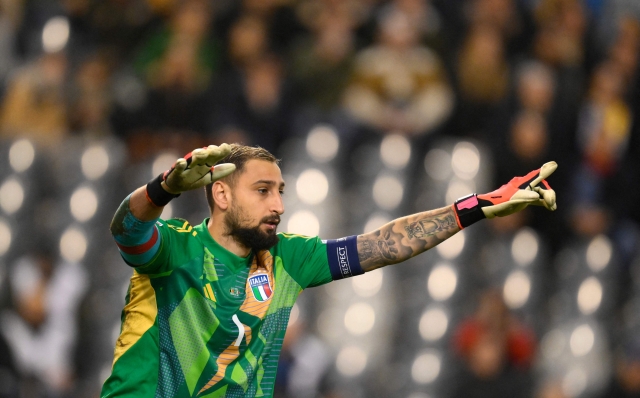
(195, 218, 253, 273)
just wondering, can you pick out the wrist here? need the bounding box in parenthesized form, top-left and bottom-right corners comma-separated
(146, 174, 180, 207)
(452, 194, 486, 229)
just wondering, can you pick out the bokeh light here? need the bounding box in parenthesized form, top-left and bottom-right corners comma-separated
(306, 125, 339, 163)
(436, 230, 465, 259)
(70, 186, 99, 222)
(569, 324, 595, 357)
(9, 139, 35, 173)
(152, 152, 179, 178)
(419, 307, 448, 341)
(42, 17, 70, 53)
(411, 350, 441, 384)
(0, 219, 12, 256)
(380, 134, 411, 170)
(427, 263, 457, 301)
(82, 145, 111, 180)
(503, 271, 531, 309)
(352, 269, 383, 297)
(424, 149, 451, 181)
(287, 210, 320, 236)
(586, 235, 611, 272)
(445, 180, 475, 205)
(372, 175, 404, 210)
(336, 346, 368, 377)
(511, 228, 539, 266)
(296, 169, 329, 205)
(0, 178, 24, 215)
(577, 277, 603, 315)
(344, 302, 376, 335)
(60, 227, 88, 262)
(363, 213, 391, 234)
(451, 141, 480, 180)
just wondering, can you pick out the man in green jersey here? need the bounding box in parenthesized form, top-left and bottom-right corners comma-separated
(102, 143, 557, 397)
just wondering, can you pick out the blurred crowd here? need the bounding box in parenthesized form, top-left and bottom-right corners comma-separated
(0, 0, 639, 397)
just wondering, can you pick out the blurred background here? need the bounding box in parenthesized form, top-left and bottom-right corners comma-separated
(0, 0, 638, 397)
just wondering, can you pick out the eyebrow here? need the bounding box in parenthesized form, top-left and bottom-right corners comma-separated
(252, 180, 285, 188)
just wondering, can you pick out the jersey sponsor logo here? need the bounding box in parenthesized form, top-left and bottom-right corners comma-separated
(249, 274, 273, 302)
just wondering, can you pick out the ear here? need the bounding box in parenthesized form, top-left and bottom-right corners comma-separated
(212, 181, 230, 211)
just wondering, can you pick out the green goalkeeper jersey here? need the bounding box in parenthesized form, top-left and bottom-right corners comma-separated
(101, 218, 334, 398)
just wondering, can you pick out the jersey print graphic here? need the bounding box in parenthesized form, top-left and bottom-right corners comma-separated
(198, 251, 275, 396)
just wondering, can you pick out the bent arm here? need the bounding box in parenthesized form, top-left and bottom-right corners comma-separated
(356, 205, 460, 272)
(110, 186, 166, 266)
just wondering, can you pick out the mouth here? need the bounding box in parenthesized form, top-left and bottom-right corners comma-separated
(262, 217, 280, 230)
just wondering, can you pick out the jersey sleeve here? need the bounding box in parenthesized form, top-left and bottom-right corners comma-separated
(113, 212, 190, 275)
(275, 233, 331, 288)
(275, 233, 364, 288)
(111, 195, 166, 270)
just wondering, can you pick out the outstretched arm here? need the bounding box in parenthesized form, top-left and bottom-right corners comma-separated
(356, 161, 558, 272)
(357, 206, 459, 271)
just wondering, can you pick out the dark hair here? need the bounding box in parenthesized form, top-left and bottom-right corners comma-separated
(205, 144, 279, 212)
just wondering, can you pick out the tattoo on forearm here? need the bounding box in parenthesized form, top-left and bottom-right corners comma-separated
(404, 214, 456, 239)
(357, 206, 459, 271)
(357, 228, 401, 269)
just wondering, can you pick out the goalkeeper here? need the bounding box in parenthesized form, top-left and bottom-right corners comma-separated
(101, 143, 557, 397)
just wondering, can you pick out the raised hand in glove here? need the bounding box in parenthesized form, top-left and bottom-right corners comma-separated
(453, 161, 557, 229)
(146, 144, 236, 207)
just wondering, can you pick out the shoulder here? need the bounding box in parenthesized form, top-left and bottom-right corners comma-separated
(156, 218, 200, 244)
(274, 233, 324, 249)
(158, 218, 195, 231)
(271, 233, 325, 257)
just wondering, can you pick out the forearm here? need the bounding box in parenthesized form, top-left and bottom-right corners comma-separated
(356, 205, 460, 271)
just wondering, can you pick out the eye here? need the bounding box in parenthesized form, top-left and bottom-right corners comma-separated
(258, 188, 268, 194)
(279, 190, 285, 195)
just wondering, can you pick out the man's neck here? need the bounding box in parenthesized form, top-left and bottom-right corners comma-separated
(208, 216, 251, 258)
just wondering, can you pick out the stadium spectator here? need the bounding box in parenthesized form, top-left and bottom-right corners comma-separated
(0, 52, 69, 149)
(0, 249, 88, 396)
(451, 289, 537, 398)
(452, 21, 510, 137)
(342, 8, 454, 137)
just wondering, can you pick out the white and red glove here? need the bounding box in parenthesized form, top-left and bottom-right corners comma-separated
(453, 161, 557, 229)
(146, 144, 236, 207)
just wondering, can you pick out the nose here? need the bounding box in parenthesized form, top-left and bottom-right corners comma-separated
(271, 192, 284, 215)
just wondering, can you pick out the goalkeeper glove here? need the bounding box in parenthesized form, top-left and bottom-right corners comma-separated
(146, 144, 236, 207)
(453, 161, 557, 229)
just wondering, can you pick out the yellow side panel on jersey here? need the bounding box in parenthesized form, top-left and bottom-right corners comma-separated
(113, 270, 158, 366)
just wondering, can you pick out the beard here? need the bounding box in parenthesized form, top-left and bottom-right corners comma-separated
(224, 203, 280, 251)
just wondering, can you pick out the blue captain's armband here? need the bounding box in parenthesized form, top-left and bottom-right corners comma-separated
(324, 235, 364, 280)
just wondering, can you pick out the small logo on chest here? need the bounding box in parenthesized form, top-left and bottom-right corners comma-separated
(248, 274, 273, 302)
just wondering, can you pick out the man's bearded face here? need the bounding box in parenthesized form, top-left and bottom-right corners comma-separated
(224, 201, 280, 251)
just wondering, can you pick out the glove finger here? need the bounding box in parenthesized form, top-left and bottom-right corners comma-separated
(171, 158, 188, 175)
(164, 158, 188, 191)
(510, 189, 542, 202)
(189, 148, 210, 167)
(185, 163, 236, 190)
(202, 144, 232, 167)
(532, 186, 557, 211)
(211, 163, 236, 181)
(527, 161, 557, 189)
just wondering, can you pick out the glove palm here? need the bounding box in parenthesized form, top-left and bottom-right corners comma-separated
(163, 144, 236, 194)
